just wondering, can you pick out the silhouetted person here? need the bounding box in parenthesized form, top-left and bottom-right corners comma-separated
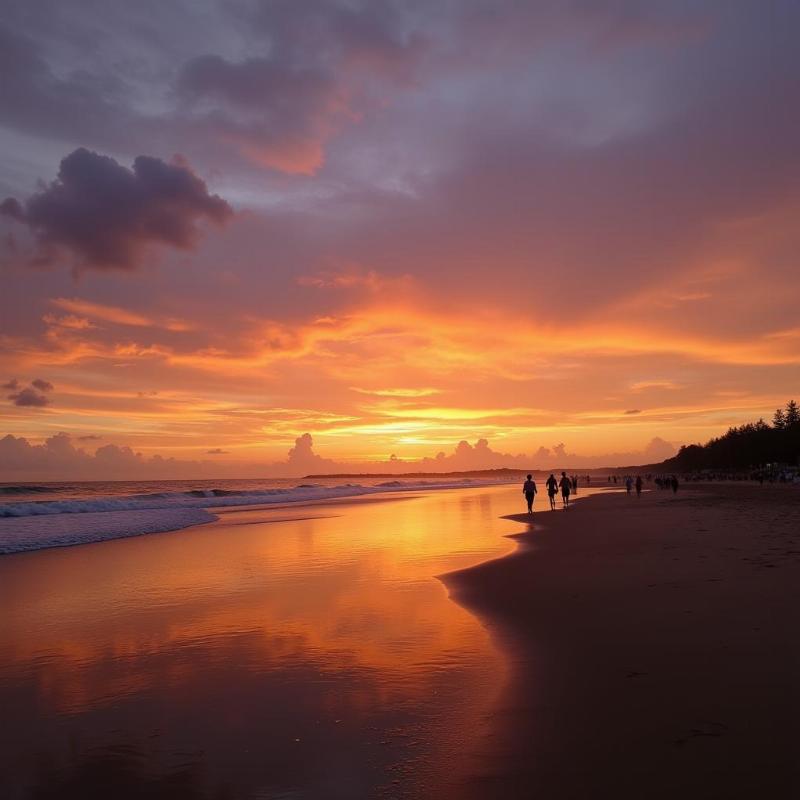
(635, 475, 643, 497)
(522, 474, 537, 514)
(671, 475, 679, 494)
(625, 476, 633, 495)
(559, 471, 571, 508)
(546, 473, 558, 510)
(572, 475, 578, 494)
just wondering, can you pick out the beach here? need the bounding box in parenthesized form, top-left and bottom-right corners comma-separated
(444, 483, 800, 799)
(0, 484, 523, 799)
(1, 481, 798, 798)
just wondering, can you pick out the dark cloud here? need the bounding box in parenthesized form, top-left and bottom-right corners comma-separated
(6, 379, 53, 407)
(0, 21, 137, 156)
(77, 434, 102, 441)
(625, 409, 642, 415)
(206, 448, 229, 454)
(8, 387, 50, 407)
(2, 148, 232, 270)
(173, 0, 428, 175)
(0, 198, 24, 221)
(176, 54, 340, 174)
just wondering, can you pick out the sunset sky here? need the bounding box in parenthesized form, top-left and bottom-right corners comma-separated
(1, 1, 798, 478)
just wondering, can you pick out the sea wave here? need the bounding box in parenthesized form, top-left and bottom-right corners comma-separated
(0, 508, 216, 555)
(0, 479, 489, 519)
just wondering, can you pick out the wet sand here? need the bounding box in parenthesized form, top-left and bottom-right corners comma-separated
(443, 484, 800, 799)
(0, 486, 526, 800)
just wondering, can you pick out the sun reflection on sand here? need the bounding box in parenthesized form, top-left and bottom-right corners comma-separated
(0, 486, 534, 798)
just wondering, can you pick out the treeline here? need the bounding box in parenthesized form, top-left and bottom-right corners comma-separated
(660, 400, 800, 471)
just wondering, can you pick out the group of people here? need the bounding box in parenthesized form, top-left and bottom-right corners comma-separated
(522, 471, 683, 513)
(522, 471, 578, 513)
(652, 475, 680, 493)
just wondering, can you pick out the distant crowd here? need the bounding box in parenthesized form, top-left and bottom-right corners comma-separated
(674, 468, 800, 484)
(521, 465, 798, 514)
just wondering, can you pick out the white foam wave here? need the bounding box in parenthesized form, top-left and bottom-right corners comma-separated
(0, 479, 505, 554)
(0, 480, 489, 518)
(0, 508, 215, 554)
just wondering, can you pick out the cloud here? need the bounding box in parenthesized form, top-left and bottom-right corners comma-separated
(405, 436, 678, 471)
(640, 436, 676, 463)
(8, 387, 50, 407)
(77, 434, 102, 441)
(0, 430, 678, 481)
(172, 2, 428, 174)
(625, 409, 642, 415)
(0, 431, 334, 480)
(285, 432, 338, 474)
(0, 3, 797, 472)
(41, 313, 96, 330)
(206, 448, 228, 454)
(48, 297, 192, 331)
(630, 380, 680, 392)
(177, 54, 342, 175)
(351, 387, 441, 398)
(0, 433, 207, 480)
(5, 378, 54, 407)
(2, 148, 232, 270)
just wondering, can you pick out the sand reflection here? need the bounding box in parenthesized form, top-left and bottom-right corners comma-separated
(0, 486, 523, 798)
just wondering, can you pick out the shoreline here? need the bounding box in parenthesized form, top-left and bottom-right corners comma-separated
(440, 484, 800, 798)
(0, 483, 521, 799)
(0, 478, 516, 556)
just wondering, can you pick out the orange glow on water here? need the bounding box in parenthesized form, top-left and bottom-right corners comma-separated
(0, 486, 553, 794)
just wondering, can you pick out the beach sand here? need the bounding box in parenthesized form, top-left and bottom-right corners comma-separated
(2, 483, 798, 798)
(443, 484, 800, 799)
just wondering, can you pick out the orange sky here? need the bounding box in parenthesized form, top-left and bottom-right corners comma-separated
(1, 2, 798, 478)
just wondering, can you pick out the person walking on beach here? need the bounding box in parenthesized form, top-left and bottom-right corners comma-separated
(559, 471, 571, 509)
(572, 475, 578, 494)
(670, 475, 679, 494)
(625, 476, 633, 495)
(635, 475, 643, 497)
(546, 473, 558, 510)
(522, 474, 538, 514)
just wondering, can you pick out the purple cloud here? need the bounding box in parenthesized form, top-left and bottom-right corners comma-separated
(2, 148, 232, 270)
(8, 387, 50, 407)
(31, 378, 53, 391)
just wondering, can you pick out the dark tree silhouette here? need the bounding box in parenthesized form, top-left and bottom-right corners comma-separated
(658, 401, 800, 471)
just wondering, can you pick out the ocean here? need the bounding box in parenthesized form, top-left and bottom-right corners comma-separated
(0, 476, 514, 554)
